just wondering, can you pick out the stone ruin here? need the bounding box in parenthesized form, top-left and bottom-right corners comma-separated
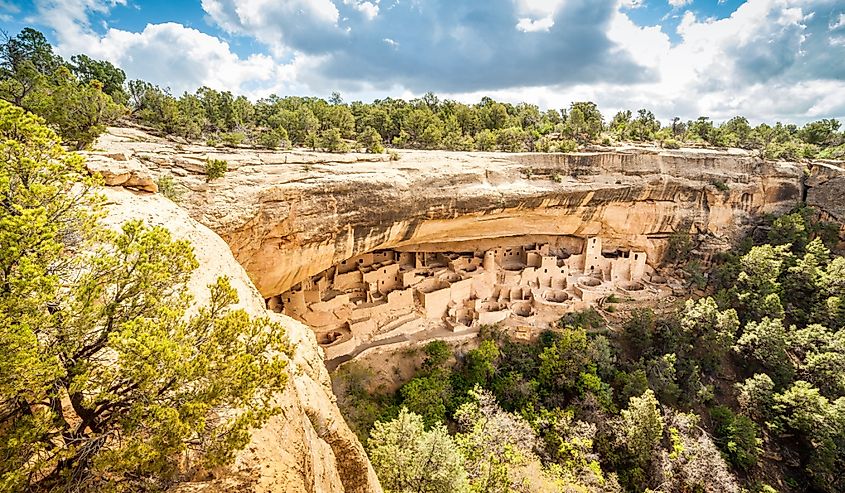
(266, 236, 671, 361)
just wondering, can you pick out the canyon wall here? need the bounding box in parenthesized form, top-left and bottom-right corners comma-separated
(90, 128, 804, 299)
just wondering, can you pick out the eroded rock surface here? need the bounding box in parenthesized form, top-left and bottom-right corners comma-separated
(99, 187, 381, 493)
(807, 162, 845, 233)
(89, 127, 804, 300)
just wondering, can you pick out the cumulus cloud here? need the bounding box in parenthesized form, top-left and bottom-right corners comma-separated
(667, 0, 692, 7)
(601, 0, 845, 121)
(32, 0, 310, 96)
(201, 0, 651, 93)
(515, 16, 555, 32)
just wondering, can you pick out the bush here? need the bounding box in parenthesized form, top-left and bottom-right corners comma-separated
(357, 126, 384, 153)
(389, 150, 401, 161)
(256, 128, 289, 149)
(156, 175, 182, 202)
(662, 138, 681, 149)
(205, 158, 228, 181)
(319, 128, 349, 153)
(711, 180, 729, 192)
(664, 228, 694, 266)
(816, 143, 845, 160)
(220, 131, 245, 147)
(763, 141, 813, 161)
(710, 405, 759, 470)
(475, 129, 497, 151)
(551, 139, 578, 153)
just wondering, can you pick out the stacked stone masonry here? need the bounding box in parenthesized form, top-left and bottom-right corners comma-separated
(268, 236, 670, 361)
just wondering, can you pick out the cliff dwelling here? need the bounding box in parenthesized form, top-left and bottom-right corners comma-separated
(266, 236, 673, 364)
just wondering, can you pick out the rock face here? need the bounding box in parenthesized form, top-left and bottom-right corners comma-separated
(807, 162, 845, 241)
(89, 127, 804, 300)
(86, 153, 158, 192)
(98, 187, 381, 493)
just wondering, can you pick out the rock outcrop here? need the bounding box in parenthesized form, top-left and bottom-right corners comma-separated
(807, 162, 845, 238)
(86, 152, 158, 192)
(99, 187, 381, 492)
(88, 128, 805, 300)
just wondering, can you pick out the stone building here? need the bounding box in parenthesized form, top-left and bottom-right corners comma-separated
(268, 236, 659, 360)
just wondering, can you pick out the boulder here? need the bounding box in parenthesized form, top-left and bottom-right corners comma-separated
(86, 155, 158, 193)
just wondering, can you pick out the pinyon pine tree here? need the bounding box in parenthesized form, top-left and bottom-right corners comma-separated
(0, 100, 291, 492)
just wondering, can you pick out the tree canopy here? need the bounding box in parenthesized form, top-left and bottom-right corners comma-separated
(0, 100, 291, 491)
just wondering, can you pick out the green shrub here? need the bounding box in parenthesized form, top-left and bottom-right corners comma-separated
(664, 230, 693, 266)
(319, 128, 349, 153)
(662, 138, 681, 149)
(710, 405, 759, 470)
(357, 126, 385, 154)
(763, 141, 815, 161)
(558, 307, 605, 330)
(220, 131, 245, 147)
(257, 128, 289, 149)
(205, 158, 228, 181)
(389, 150, 400, 161)
(156, 175, 182, 201)
(816, 143, 845, 160)
(711, 180, 729, 192)
(553, 139, 578, 153)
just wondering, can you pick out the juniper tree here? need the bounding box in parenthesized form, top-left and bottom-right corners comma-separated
(0, 100, 290, 492)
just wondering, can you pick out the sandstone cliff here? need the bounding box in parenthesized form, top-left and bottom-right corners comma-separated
(807, 161, 845, 232)
(90, 127, 806, 300)
(98, 186, 381, 493)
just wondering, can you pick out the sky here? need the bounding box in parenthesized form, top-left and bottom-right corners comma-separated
(2, 0, 845, 124)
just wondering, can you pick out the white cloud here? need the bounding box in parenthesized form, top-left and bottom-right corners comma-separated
(91, 23, 285, 94)
(201, 0, 342, 57)
(33, 0, 311, 96)
(0, 1, 22, 14)
(831, 13, 845, 30)
(600, 0, 845, 122)
(512, 0, 567, 18)
(667, 0, 692, 7)
(344, 0, 379, 20)
(515, 16, 555, 32)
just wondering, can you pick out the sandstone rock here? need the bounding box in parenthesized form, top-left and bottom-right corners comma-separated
(807, 162, 845, 244)
(92, 127, 806, 299)
(99, 187, 382, 493)
(104, 151, 129, 161)
(85, 155, 158, 193)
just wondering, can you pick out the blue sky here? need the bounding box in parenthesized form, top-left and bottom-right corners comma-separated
(2, 0, 845, 123)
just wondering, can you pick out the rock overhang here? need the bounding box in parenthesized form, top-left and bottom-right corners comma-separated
(87, 127, 808, 298)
